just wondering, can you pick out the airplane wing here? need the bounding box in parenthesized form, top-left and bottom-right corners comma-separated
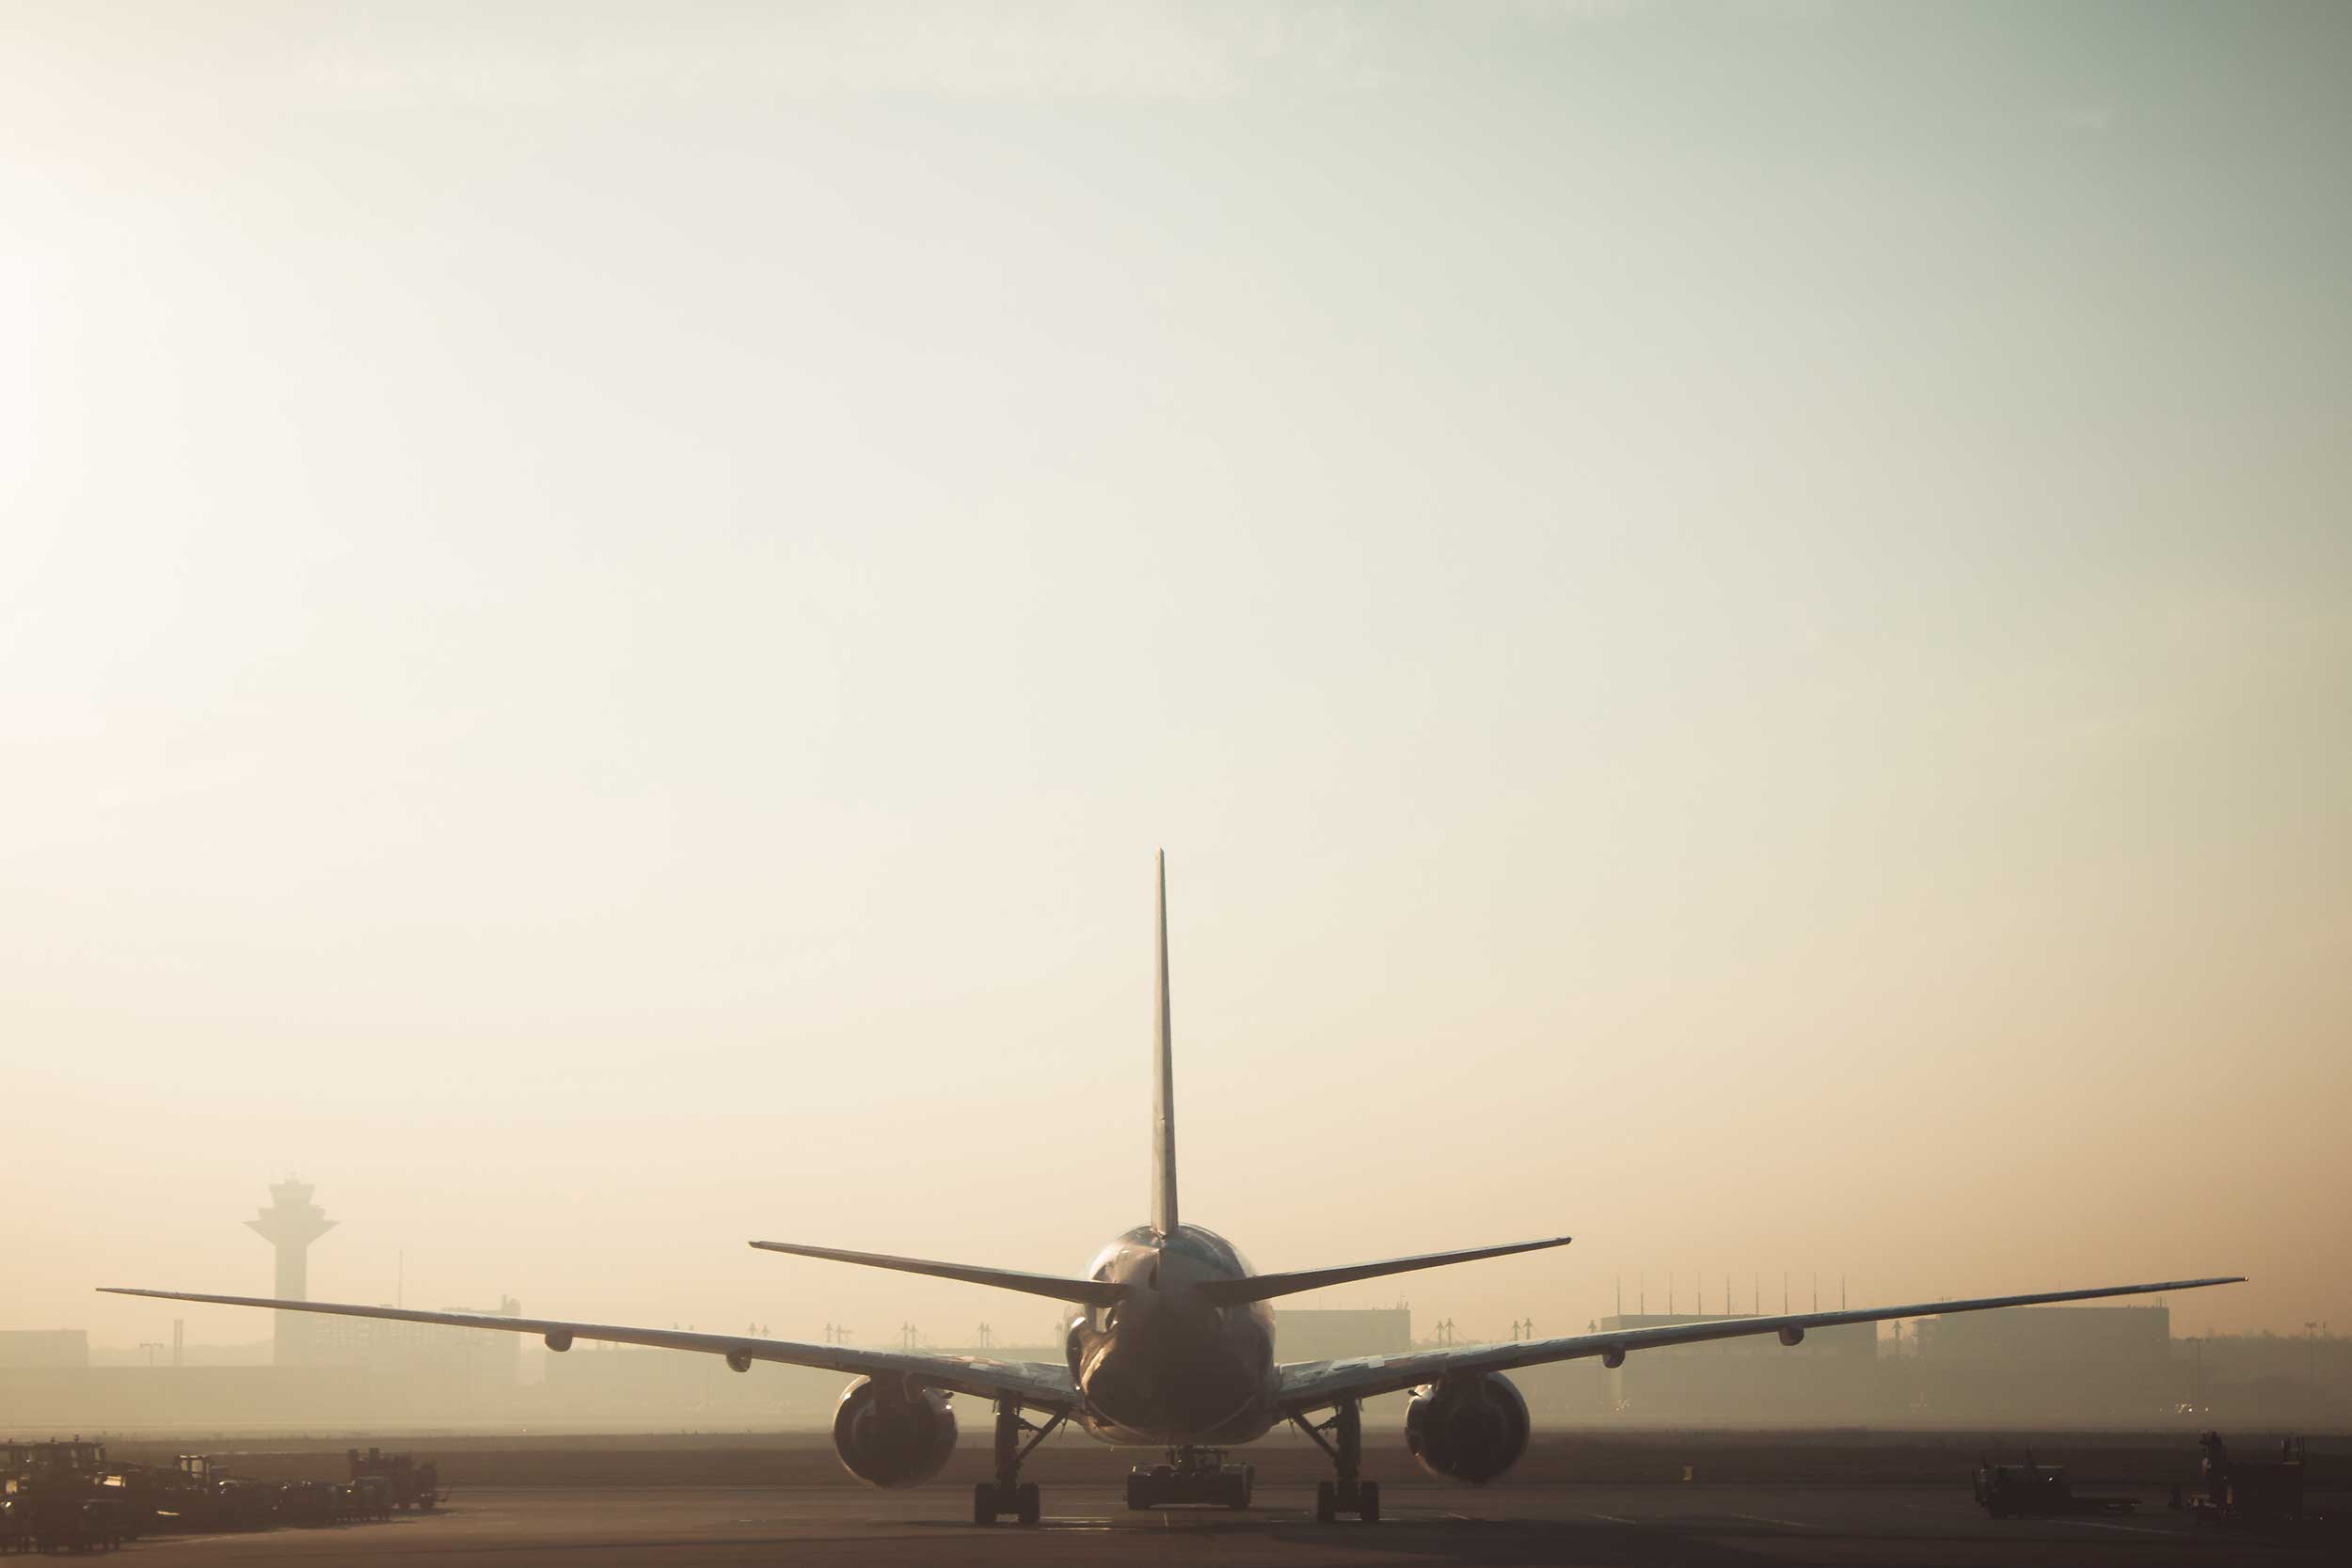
(1273, 1274, 2244, 1412)
(99, 1288, 1080, 1411)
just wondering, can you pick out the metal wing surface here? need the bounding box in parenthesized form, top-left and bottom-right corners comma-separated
(99, 1288, 1080, 1410)
(747, 1241, 1127, 1307)
(1274, 1274, 2244, 1412)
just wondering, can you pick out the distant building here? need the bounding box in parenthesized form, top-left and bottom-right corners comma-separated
(307, 1296, 524, 1394)
(1273, 1308, 1411, 1363)
(1914, 1303, 2169, 1367)
(0, 1331, 88, 1370)
(537, 1339, 843, 1426)
(1595, 1313, 1876, 1422)
(1907, 1305, 2170, 1422)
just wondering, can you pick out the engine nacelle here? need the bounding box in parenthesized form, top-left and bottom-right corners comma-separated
(831, 1377, 958, 1488)
(1405, 1372, 1532, 1484)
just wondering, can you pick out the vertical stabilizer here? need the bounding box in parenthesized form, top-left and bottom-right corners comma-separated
(1152, 850, 1179, 1237)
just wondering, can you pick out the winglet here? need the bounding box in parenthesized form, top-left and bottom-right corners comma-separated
(1152, 849, 1178, 1238)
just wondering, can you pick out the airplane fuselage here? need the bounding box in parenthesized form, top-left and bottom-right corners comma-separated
(1065, 1224, 1279, 1446)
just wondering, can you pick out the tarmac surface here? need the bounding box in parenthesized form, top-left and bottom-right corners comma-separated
(69, 1433, 2345, 1566)
(115, 1481, 2345, 1567)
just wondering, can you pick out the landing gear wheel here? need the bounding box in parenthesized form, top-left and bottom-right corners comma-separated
(979, 1399, 1063, 1527)
(1125, 1475, 1147, 1511)
(1294, 1399, 1377, 1522)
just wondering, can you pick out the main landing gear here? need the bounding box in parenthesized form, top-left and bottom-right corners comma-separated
(1290, 1398, 1380, 1523)
(1124, 1448, 1255, 1511)
(972, 1399, 1065, 1527)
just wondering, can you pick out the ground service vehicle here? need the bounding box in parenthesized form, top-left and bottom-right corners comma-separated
(2187, 1432, 2310, 1527)
(1973, 1456, 2136, 1517)
(1, 1441, 132, 1553)
(348, 1448, 441, 1510)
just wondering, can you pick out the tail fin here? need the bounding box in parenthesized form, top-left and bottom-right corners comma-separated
(1152, 850, 1178, 1237)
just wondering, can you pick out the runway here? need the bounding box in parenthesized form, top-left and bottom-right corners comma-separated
(118, 1482, 2344, 1566)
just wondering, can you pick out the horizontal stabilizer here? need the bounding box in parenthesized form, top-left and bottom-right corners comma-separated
(1196, 1234, 1573, 1307)
(749, 1240, 1128, 1307)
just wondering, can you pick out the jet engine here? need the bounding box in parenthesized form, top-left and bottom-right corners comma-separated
(1405, 1373, 1531, 1484)
(831, 1377, 958, 1488)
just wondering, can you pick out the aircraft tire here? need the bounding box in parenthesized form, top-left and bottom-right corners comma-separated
(972, 1482, 995, 1525)
(1359, 1481, 1380, 1523)
(1015, 1482, 1041, 1527)
(1314, 1481, 1337, 1524)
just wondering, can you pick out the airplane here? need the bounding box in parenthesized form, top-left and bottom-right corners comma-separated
(105, 853, 2243, 1525)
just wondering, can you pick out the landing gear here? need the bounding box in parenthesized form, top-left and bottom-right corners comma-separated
(1291, 1399, 1380, 1523)
(972, 1481, 1040, 1526)
(972, 1398, 1063, 1526)
(1123, 1449, 1255, 1511)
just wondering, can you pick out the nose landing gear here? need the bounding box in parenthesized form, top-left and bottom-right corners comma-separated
(1290, 1399, 1380, 1523)
(972, 1399, 1065, 1526)
(1123, 1448, 1255, 1511)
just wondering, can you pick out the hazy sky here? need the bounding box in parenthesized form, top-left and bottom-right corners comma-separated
(6, 2, 2346, 1356)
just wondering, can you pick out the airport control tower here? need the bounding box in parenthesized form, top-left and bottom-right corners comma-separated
(247, 1179, 334, 1366)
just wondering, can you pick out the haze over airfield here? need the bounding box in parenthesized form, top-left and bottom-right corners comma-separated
(4, 2, 2345, 1354)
